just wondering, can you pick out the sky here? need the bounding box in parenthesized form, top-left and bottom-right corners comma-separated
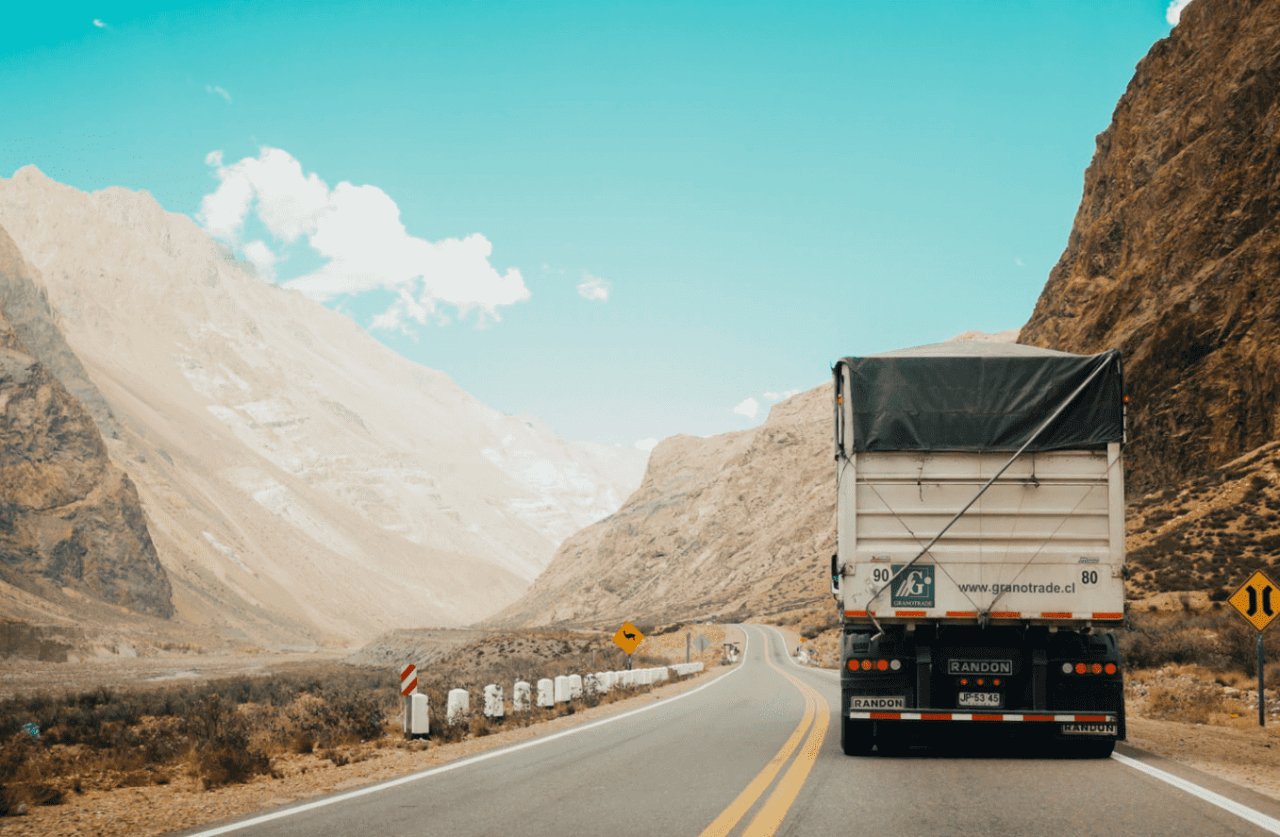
(0, 1, 1189, 448)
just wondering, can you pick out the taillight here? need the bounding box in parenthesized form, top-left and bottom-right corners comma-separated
(1064, 661, 1119, 676)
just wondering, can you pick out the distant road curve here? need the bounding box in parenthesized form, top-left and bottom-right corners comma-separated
(183, 625, 1280, 836)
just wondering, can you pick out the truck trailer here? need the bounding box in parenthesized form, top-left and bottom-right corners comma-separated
(830, 342, 1126, 757)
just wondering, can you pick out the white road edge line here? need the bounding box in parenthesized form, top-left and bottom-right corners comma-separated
(189, 626, 751, 837)
(1112, 751, 1280, 834)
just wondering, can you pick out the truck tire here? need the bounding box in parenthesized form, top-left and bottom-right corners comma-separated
(842, 718, 874, 756)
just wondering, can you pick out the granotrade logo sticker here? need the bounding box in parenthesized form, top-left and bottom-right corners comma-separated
(891, 565, 935, 608)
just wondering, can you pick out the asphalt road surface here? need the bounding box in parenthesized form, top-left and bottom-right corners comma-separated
(186, 625, 1280, 836)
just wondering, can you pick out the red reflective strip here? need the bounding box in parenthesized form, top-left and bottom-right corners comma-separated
(400, 664, 416, 679)
(869, 712, 899, 720)
(921, 713, 951, 721)
(1024, 714, 1055, 722)
(1075, 714, 1109, 722)
(845, 610, 867, 618)
(1040, 612, 1073, 619)
(945, 611, 977, 618)
(400, 677, 418, 696)
(989, 611, 1020, 619)
(895, 610, 926, 618)
(973, 714, 1004, 722)
(1092, 612, 1124, 620)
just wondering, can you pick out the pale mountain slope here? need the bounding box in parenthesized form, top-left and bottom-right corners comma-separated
(0, 168, 644, 645)
(493, 385, 834, 627)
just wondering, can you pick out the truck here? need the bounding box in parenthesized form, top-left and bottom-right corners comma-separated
(829, 342, 1126, 757)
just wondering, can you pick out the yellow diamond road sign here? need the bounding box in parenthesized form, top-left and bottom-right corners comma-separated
(1228, 570, 1280, 633)
(613, 621, 645, 655)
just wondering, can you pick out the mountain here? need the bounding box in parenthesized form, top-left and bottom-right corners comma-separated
(1019, 0, 1280, 597)
(503, 0, 1280, 624)
(0, 226, 172, 620)
(1019, 0, 1280, 497)
(0, 169, 644, 646)
(494, 385, 834, 627)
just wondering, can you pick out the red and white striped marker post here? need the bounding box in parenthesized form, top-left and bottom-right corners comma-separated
(401, 663, 430, 738)
(400, 664, 418, 696)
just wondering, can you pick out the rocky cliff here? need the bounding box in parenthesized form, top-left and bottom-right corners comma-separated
(1020, 0, 1280, 496)
(0, 225, 172, 618)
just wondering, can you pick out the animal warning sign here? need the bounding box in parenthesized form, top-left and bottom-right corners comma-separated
(1229, 570, 1280, 633)
(613, 622, 645, 655)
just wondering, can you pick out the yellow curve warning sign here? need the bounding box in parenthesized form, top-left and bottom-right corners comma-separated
(1228, 570, 1280, 633)
(612, 621, 645, 655)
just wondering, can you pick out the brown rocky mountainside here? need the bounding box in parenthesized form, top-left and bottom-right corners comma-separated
(0, 225, 172, 619)
(493, 387, 833, 627)
(1020, 0, 1280, 497)
(503, 0, 1280, 626)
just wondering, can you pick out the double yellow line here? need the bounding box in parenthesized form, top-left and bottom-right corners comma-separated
(699, 631, 830, 837)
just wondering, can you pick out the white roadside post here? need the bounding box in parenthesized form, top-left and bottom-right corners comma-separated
(400, 664, 429, 738)
(554, 675, 571, 704)
(513, 680, 531, 712)
(568, 674, 584, 700)
(483, 684, 504, 720)
(447, 688, 470, 726)
(537, 678, 554, 708)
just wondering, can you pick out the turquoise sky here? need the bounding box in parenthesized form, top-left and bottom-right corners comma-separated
(0, 1, 1179, 447)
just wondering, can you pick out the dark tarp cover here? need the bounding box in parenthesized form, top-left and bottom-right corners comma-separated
(836, 344, 1123, 453)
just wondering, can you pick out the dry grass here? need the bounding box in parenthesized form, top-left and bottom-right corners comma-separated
(0, 627, 701, 816)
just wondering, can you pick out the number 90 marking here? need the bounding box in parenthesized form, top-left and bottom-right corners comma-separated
(871, 567, 892, 584)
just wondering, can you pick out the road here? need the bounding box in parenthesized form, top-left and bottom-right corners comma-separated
(187, 625, 1280, 836)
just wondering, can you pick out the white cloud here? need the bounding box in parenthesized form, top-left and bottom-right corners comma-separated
(199, 147, 529, 326)
(763, 389, 800, 403)
(633, 437, 659, 452)
(92, 18, 109, 29)
(241, 240, 277, 281)
(732, 397, 760, 420)
(577, 273, 610, 302)
(205, 84, 232, 103)
(1166, 0, 1193, 24)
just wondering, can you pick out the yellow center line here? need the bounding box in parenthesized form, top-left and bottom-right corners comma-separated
(741, 668, 829, 837)
(699, 630, 830, 837)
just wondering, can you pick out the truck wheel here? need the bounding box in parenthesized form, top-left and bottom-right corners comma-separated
(842, 718, 874, 756)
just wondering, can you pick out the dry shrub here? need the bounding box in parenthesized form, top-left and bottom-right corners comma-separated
(1145, 681, 1225, 724)
(0, 734, 64, 815)
(188, 696, 270, 789)
(1122, 609, 1262, 674)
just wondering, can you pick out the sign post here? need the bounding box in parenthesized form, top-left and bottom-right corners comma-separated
(1227, 569, 1278, 727)
(612, 621, 645, 670)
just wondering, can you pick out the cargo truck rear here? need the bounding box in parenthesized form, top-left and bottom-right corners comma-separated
(830, 343, 1126, 756)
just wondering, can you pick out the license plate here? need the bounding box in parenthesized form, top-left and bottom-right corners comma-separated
(958, 691, 1002, 708)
